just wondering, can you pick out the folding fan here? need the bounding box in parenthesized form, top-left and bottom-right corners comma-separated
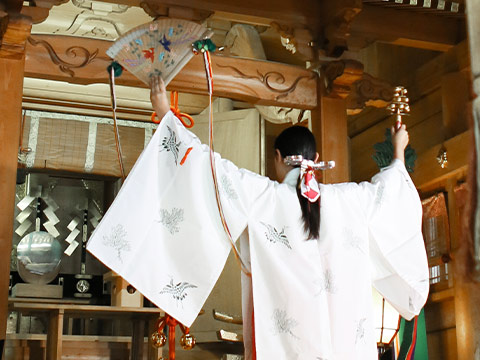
(107, 18, 213, 85)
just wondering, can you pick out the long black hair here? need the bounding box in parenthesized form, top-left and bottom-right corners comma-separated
(274, 126, 320, 240)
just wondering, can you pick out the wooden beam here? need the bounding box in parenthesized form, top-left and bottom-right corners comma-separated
(350, 4, 463, 51)
(113, 0, 322, 30)
(24, 35, 318, 109)
(441, 71, 470, 138)
(405, 40, 470, 101)
(22, 77, 210, 120)
(412, 130, 470, 193)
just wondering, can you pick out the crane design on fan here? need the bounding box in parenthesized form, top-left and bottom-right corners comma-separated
(107, 18, 213, 85)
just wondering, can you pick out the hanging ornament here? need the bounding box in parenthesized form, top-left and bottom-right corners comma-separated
(151, 331, 167, 348)
(180, 333, 196, 350)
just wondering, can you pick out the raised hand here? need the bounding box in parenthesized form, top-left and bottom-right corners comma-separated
(150, 75, 170, 120)
(391, 124, 409, 164)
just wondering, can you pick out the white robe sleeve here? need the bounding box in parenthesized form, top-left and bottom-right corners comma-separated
(358, 160, 429, 320)
(87, 111, 269, 327)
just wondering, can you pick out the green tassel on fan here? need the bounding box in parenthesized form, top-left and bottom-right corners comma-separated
(107, 61, 123, 78)
(193, 39, 217, 53)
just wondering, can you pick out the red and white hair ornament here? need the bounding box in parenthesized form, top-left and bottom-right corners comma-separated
(284, 155, 335, 203)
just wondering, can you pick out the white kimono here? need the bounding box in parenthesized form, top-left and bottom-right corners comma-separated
(87, 111, 429, 360)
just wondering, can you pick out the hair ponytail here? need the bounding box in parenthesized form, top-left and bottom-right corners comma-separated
(274, 126, 320, 240)
(296, 177, 320, 240)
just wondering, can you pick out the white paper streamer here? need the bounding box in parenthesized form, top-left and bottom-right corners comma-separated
(43, 207, 60, 225)
(26, 113, 40, 168)
(85, 122, 97, 172)
(15, 220, 32, 237)
(17, 196, 35, 211)
(67, 217, 81, 231)
(43, 197, 59, 212)
(43, 221, 60, 238)
(64, 240, 80, 256)
(65, 228, 80, 244)
(90, 218, 99, 228)
(16, 208, 33, 223)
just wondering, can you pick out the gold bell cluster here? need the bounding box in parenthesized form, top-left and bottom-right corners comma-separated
(151, 313, 196, 360)
(388, 86, 410, 129)
(388, 86, 410, 115)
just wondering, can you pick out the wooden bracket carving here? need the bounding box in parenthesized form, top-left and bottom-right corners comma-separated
(347, 73, 394, 112)
(321, 0, 362, 57)
(322, 59, 363, 99)
(27, 36, 98, 76)
(270, 22, 315, 61)
(139, 1, 212, 22)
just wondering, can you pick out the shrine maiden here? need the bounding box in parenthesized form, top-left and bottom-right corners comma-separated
(87, 77, 429, 360)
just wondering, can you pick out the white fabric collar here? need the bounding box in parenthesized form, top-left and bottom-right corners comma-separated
(282, 167, 300, 187)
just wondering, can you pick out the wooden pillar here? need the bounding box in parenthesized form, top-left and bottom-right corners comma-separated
(311, 80, 350, 184)
(0, 13, 31, 359)
(131, 319, 145, 360)
(454, 1, 480, 359)
(46, 309, 64, 360)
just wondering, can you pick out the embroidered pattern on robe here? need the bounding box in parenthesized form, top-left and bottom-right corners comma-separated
(342, 227, 364, 253)
(374, 180, 385, 207)
(102, 224, 130, 263)
(221, 174, 238, 200)
(314, 269, 337, 295)
(355, 318, 367, 345)
(160, 125, 181, 164)
(159, 207, 184, 234)
(159, 278, 197, 304)
(261, 223, 292, 249)
(271, 308, 299, 340)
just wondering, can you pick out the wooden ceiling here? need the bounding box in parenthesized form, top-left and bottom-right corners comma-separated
(0, 0, 467, 122)
(19, 0, 466, 57)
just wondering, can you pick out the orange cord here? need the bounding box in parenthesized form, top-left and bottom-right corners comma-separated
(180, 147, 193, 165)
(151, 91, 195, 128)
(153, 313, 193, 360)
